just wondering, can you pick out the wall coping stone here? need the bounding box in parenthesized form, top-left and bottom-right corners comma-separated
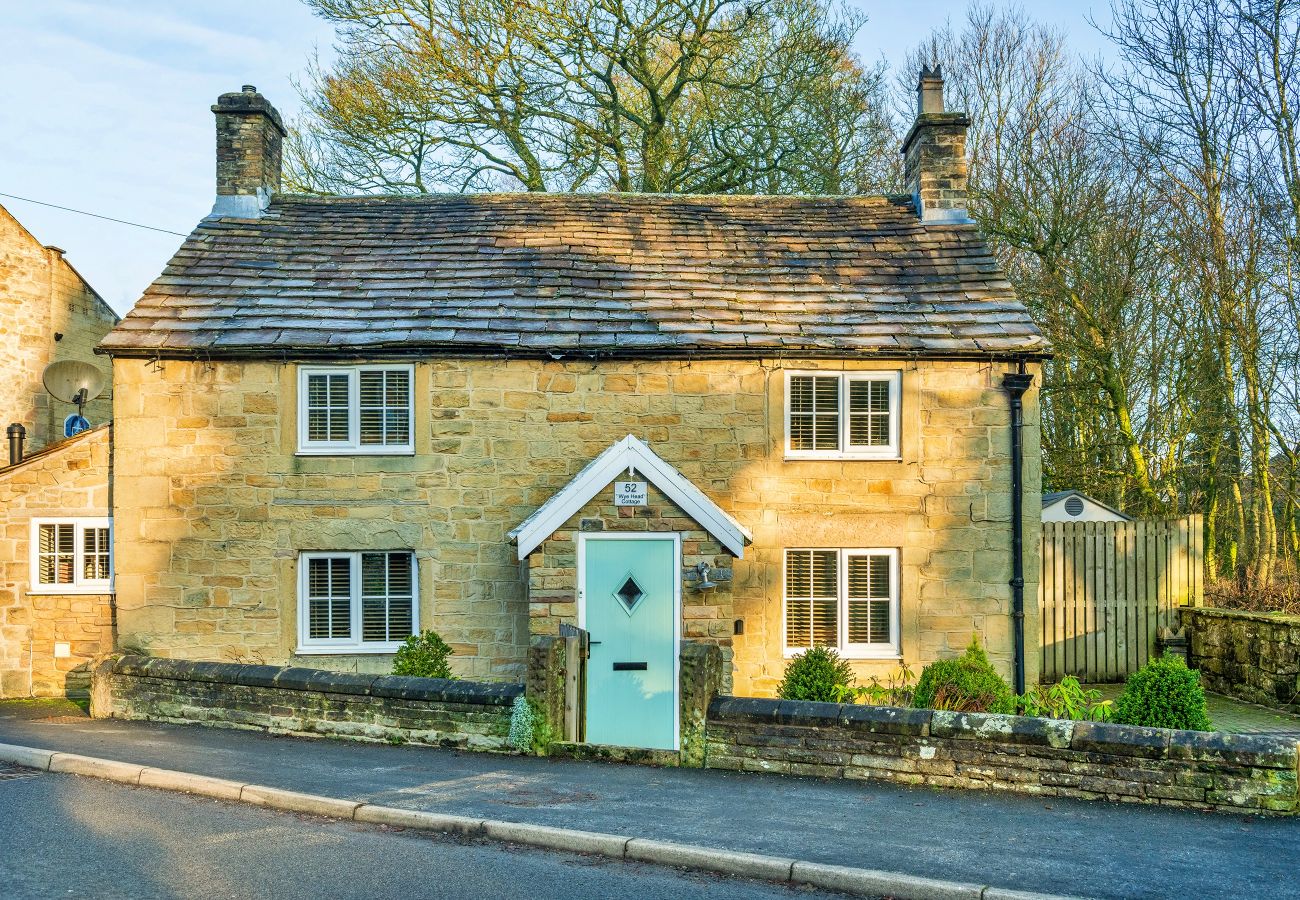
(838, 703, 931, 737)
(1067, 720, 1171, 759)
(708, 696, 781, 724)
(1167, 729, 1298, 769)
(1182, 607, 1300, 627)
(234, 665, 287, 689)
(106, 655, 523, 707)
(776, 700, 841, 727)
(931, 710, 1074, 749)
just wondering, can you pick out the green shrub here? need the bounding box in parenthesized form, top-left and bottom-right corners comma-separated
(913, 636, 1015, 714)
(1018, 676, 1112, 721)
(507, 696, 554, 755)
(391, 630, 454, 679)
(1112, 655, 1211, 731)
(777, 646, 855, 703)
(855, 663, 917, 708)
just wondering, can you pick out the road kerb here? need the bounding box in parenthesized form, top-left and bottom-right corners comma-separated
(139, 766, 246, 801)
(625, 838, 795, 882)
(981, 888, 1081, 900)
(483, 819, 632, 857)
(48, 752, 145, 785)
(790, 860, 984, 900)
(0, 741, 1084, 899)
(354, 804, 487, 837)
(240, 784, 363, 819)
(0, 741, 54, 771)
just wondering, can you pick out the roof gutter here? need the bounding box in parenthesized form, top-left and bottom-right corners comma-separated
(95, 344, 1052, 363)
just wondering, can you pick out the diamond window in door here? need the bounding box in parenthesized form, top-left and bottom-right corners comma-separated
(613, 574, 646, 615)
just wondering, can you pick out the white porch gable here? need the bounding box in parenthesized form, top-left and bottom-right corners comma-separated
(509, 434, 752, 560)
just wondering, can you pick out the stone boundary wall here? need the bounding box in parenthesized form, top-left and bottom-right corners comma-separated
(705, 697, 1299, 815)
(91, 655, 522, 751)
(1183, 607, 1300, 714)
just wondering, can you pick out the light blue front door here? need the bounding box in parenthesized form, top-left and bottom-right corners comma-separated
(581, 536, 678, 750)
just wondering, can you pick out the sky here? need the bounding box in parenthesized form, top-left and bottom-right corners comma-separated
(0, 1, 1111, 316)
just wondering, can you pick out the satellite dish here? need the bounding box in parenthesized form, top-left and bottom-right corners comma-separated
(43, 360, 106, 405)
(42, 361, 106, 437)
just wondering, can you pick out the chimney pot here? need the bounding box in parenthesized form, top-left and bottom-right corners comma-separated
(901, 65, 971, 224)
(210, 86, 285, 219)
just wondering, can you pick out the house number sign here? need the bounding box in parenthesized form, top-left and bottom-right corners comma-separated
(614, 481, 647, 506)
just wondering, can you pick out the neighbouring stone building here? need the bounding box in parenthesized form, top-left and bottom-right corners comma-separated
(0, 426, 114, 697)
(0, 204, 118, 697)
(97, 76, 1046, 750)
(0, 203, 116, 452)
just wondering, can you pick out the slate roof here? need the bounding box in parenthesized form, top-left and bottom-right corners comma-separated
(99, 193, 1046, 359)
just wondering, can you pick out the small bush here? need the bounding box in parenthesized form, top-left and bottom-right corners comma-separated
(1112, 655, 1211, 731)
(777, 646, 855, 703)
(508, 695, 534, 751)
(854, 663, 917, 707)
(913, 636, 1015, 714)
(1018, 676, 1112, 722)
(507, 696, 554, 755)
(391, 630, 454, 679)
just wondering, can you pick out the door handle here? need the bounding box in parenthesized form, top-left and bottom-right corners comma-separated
(612, 662, 648, 671)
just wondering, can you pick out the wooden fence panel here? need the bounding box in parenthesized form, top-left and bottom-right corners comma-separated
(1038, 515, 1202, 683)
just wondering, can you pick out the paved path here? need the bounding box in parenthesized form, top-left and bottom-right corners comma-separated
(1086, 686, 1300, 737)
(1, 701, 1297, 900)
(1, 767, 826, 900)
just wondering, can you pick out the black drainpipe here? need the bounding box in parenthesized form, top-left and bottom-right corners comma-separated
(1001, 364, 1034, 695)
(6, 423, 25, 467)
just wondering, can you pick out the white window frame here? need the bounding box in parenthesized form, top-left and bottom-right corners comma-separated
(295, 551, 418, 654)
(782, 547, 900, 660)
(784, 370, 901, 460)
(297, 364, 415, 455)
(29, 517, 113, 595)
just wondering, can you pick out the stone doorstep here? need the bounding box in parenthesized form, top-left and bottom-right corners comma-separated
(0, 741, 1082, 900)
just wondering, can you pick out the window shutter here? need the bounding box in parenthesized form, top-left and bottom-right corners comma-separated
(39, 523, 76, 585)
(82, 527, 111, 581)
(361, 552, 414, 642)
(848, 378, 892, 448)
(846, 553, 893, 645)
(785, 550, 839, 648)
(359, 369, 411, 446)
(789, 375, 841, 451)
(306, 373, 351, 443)
(307, 556, 352, 640)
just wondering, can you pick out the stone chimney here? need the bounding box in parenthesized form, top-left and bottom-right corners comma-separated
(210, 85, 286, 218)
(901, 65, 971, 224)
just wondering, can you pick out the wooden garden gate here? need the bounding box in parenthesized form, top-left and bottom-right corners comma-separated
(1038, 515, 1203, 683)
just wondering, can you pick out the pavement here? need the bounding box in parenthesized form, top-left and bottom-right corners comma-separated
(2, 699, 1298, 900)
(1, 767, 835, 900)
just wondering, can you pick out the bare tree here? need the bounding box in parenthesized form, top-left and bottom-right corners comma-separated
(289, 0, 897, 195)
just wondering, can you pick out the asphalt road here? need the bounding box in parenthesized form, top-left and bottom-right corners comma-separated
(0, 768, 842, 900)
(3, 705, 1299, 899)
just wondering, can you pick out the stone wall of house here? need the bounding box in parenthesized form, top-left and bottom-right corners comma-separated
(526, 481, 737, 691)
(0, 425, 114, 697)
(109, 356, 1041, 690)
(705, 697, 1299, 814)
(1183, 607, 1300, 714)
(0, 205, 116, 453)
(91, 654, 520, 750)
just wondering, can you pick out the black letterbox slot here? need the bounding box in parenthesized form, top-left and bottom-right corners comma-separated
(612, 662, 648, 671)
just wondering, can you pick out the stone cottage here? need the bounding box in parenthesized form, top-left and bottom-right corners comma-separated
(0, 203, 119, 697)
(97, 75, 1046, 751)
